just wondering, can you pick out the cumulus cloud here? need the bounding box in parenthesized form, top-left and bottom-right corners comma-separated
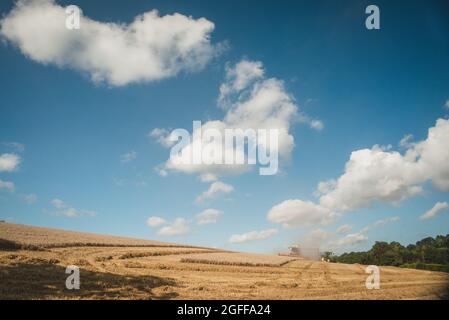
(420, 202, 449, 220)
(0, 179, 15, 192)
(195, 181, 233, 203)
(196, 208, 221, 225)
(0, 0, 218, 86)
(157, 218, 189, 236)
(229, 228, 278, 244)
(153, 59, 323, 177)
(146, 216, 166, 227)
(50, 198, 96, 217)
(267, 199, 337, 228)
(0, 153, 21, 172)
(120, 151, 137, 163)
(218, 60, 264, 107)
(269, 118, 449, 228)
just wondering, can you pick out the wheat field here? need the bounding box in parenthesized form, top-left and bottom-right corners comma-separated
(1, 222, 448, 300)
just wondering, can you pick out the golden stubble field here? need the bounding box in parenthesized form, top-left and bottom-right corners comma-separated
(1, 222, 448, 300)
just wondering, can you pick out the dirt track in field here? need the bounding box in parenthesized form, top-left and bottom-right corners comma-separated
(1, 223, 448, 299)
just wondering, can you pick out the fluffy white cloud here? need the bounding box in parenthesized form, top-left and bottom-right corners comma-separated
(157, 218, 189, 236)
(318, 145, 423, 213)
(269, 118, 449, 228)
(0, 179, 15, 192)
(196, 208, 221, 225)
(267, 199, 336, 228)
(195, 181, 233, 203)
(229, 228, 278, 243)
(155, 59, 322, 177)
(420, 202, 449, 220)
(445, 100, 449, 109)
(218, 60, 264, 107)
(120, 151, 137, 163)
(0, 153, 20, 172)
(50, 198, 96, 217)
(0, 0, 217, 86)
(146, 216, 166, 227)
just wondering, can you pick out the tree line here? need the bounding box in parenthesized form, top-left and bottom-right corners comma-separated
(323, 234, 449, 273)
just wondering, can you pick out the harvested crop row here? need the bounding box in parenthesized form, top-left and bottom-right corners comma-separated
(118, 249, 222, 259)
(179, 252, 297, 267)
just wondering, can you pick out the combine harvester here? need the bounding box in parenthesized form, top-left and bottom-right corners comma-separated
(279, 244, 321, 261)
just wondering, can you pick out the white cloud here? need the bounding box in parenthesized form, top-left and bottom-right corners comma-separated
(269, 118, 449, 228)
(196, 208, 221, 225)
(146, 216, 166, 227)
(149, 128, 175, 148)
(336, 224, 352, 234)
(318, 145, 424, 213)
(420, 202, 449, 220)
(158, 59, 322, 177)
(309, 119, 324, 131)
(157, 218, 189, 236)
(445, 100, 449, 109)
(328, 216, 399, 250)
(218, 60, 264, 107)
(0, 153, 21, 172)
(399, 134, 414, 149)
(229, 228, 278, 244)
(195, 181, 233, 203)
(372, 216, 400, 227)
(50, 198, 96, 217)
(0, 0, 217, 86)
(120, 151, 137, 163)
(0, 179, 15, 192)
(23, 193, 37, 204)
(334, 232, 368, 248)
(267, 199, 336, 228)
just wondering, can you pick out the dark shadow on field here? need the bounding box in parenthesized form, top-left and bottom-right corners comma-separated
(0, 261, 178, 300)
(0, 239, 22, 251)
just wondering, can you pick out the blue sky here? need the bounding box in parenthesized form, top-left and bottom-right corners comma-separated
(1, 0, 449, 254)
